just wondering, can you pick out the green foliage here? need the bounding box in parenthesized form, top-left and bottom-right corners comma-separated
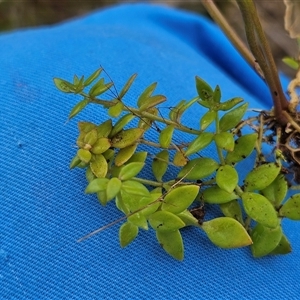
(55, 69, 300, 260)
(202, 217, 252, 248)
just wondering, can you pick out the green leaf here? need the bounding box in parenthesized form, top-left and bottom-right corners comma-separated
(118, 190, 142, 212)
(197, 99, 214, 109)
(177, 210, 199, 226)
(195, 76, 213, 100)
(241, 192, 279, 228)
(85, 178, 109, 194)
(152, 150, 169, 181)
(121, 180, 150, 197)
(69, 155, 81, 169)
(177, 157, 219, 180)
(89, 79, 113, 97)
(119, 73, 137, 99)
(161, 185, 200, 214)
(261, 174, 288, 207)
(244, 163, 281, 191)
(149, 211, 185, 231)
(218, 97, 243, 111)
(78, 121, 97, 133)
(111, 128, 144, 149)
(173, 151, 187, 167)
(279, 194, 300, 220)
(156, 230, 184, 260)
(171, 98, 198, 123)
(169, 100, 186, 122)
(83, 129, 98, 146)
(127, 151, 148, 163)
(109, 113, 135, 137)
(216, 165, 238, 193)
(84, 68, 103, 86)
(116, 193, 130, 214)
(119, 222, 139, 248)
(115, 144, 137, 166)
(200, 110, 217, 130)
(90, 154, 108, 178)
(137, 82, 157, 107)
(102, 149, 115, 161)
(91, 137, 111, 154)
(97, 190, 108, 206)
(250, 223, 282, 257)
(68, 99, 88, 119)
(220, 200, 244, 224)
(282, 57, 299, 70)
(85, 167, 96, 183)
(108, 101, 124, 118)
(269, 234, 292, 255)
(159, 125, 174, 148)
(128, 213, 148, 230)
(106, 177, 122, 201)
(139, 95, 166, 111)
(219, 103, 248, 131)
(225, 133, 258, 164)
(118, 162, 145, 181)
(139, 191, 162, 216)
(76, 161, 88, 169)
(53, 78, 75, 93)
(213, 85, 221, 103)
(185, 132, 214, 156)
(77, 75, 85, 90)
(138, 108, 158, 131)
(77, 149, 92, 164)
(202, 186, 238, 204)
(73, 74, 80, 86)
(97, 119, 113, 138)
(214, 132, 235, 152)
(202, 217, 252, 248)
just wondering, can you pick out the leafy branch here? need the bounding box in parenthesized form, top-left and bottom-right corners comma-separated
(54, 65, 300, 260)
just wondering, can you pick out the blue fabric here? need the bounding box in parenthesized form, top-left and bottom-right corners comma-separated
(0, 3, 299, 299)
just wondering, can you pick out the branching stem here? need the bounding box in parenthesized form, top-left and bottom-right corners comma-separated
(200, 0, 264, 79)
(236, 0, 289, 125)
(85, 95, 202, 135)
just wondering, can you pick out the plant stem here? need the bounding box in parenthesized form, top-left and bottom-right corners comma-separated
(244, 216, 252, 231)
(236, 0, 289, 125)
(131, 177, 163, 187)
(254, 113, 265, 165)
(234, 185, 244, 197)
(215, 112, 225, 165)
(200, 0, 264, 79)
(86, 96, 202, 135)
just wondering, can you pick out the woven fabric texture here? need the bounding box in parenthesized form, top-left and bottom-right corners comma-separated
(1, 3, 299, 299)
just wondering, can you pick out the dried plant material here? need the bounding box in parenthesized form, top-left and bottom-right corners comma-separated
(284, 0, 300, 38)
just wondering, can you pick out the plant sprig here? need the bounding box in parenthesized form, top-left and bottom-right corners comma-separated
(54, 66, 300, 260)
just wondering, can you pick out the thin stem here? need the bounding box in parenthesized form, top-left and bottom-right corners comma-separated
(131, 177, 163, 187)
(200, 0, 264, 79)
(290, 185, 300, 190)
(236, 0, 289, 125)
(254, 113, 265, 165)
(88, 97, 202, 135)
(234, 185, 244, 197)
(244, 216, 252, 231)
(138, 139, 176, 149)
(215, 112, 225, 165)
